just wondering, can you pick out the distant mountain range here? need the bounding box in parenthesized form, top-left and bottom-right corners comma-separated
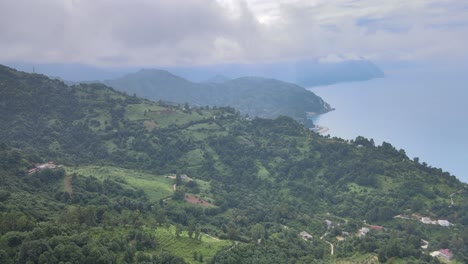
(165, 59, 385, 86)
(4, 58, 384, 86)
(103, 69, 333, 126)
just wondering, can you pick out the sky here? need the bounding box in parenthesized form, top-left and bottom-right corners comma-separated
(1, 0, 468, 67)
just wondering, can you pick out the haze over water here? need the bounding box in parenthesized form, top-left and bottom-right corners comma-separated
(310, 63, 468, 183)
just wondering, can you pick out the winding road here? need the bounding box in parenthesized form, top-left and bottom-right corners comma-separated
(325, 241, 334, 255)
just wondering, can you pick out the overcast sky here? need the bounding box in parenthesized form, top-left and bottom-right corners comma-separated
(1, 0, 467, 66)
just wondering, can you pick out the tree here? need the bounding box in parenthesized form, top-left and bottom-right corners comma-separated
(195, 226, 201, 241)
(175, 224, 183, 238)
(250, 224, 265, 242)
(187, 219, 195, 239)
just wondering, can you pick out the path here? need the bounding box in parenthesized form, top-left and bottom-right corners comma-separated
(63, 175, 73, 194)
(394, 214, 411, 220)
(225, 241, 239, 252)
(173, 184, 176, 192)
(325, 241, 334, 255)
(203, 233, 220, 241)
(448, 188, 465, 208)
(320, 232, 329, 240)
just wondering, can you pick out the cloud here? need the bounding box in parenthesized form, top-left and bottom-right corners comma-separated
(0, 0, 467, 66)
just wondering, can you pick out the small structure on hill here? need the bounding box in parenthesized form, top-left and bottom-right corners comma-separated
(420, 239, 429, 250)
(27, 161, 57, 174)
(358, 227, 370, 237)
(438, 220, 450, 227)
(299, 231, 313, 240)
(431, 249, 453, 261)
(421, 217, 433, 224)
(370, 225, 384, 231)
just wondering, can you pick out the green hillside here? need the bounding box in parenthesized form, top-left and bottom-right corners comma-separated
(103, 69, 332, 127)
(0, 65, 467, 263)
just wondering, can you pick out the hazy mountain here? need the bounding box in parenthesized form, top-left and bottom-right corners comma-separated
(103, 69, 333, 126)
(166, 58, 385, 86)
(4, 58, 384, 87)
(202, 74, 231, 83)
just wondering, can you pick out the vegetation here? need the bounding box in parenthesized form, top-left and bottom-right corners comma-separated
(103, 69, 332, 127)
(0, 65, 466, 263)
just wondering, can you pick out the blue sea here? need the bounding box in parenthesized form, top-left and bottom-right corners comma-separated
(309, 63, 468, 183)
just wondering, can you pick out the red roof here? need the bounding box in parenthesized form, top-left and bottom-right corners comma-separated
(370, 225, 384, 230)
(439, 249, 453, 258)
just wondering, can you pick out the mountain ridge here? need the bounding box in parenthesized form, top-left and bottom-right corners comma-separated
(103, 69, 332, 127)
(4, 58, 385, 85)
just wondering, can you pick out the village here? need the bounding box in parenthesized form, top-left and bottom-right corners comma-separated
(394, 213, 451, 227)
(24, 165, 458, 262)
(298, 216, 455, 262)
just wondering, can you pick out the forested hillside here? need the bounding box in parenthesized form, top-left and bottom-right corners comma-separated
(103, 69, 332, 127)
(0, 65, 466, 263)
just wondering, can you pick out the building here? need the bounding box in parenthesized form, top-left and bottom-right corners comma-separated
(358, 227, 370, 237)
(421, 217, 432, 224)
(420, 239, 429, 249)
(430, 249, 453, 261)
(27, 161, 57, 174)
(370, 225, 384, 231)
(438, 220, 450, 227)
(439, 249, 453, 260)
(299, 231, 313, 240)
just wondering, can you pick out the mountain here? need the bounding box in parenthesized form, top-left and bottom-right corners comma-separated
(202, 74, 230, 84)
(4, 58, 385, 86)
(0, 64, 467, 263)
(165, 58, 385, 86)
(103, 69, 332, 127)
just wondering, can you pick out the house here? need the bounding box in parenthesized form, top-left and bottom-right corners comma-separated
(421, 217, 432, 224)
(358, 227, 370, 237)
(439, 249, 453, 260)
(420, 239, 429, 249)
(180, 174, 193, 181)
(370, 225, 384, 231)
(438, 220, 450, 227)
(27, 161, 57, 174)
(299, 231, 313, 240)
(430, 249, 453, 261)
(325, 220, 333, 229)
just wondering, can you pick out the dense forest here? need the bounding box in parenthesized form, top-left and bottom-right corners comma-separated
(0, 64, 466, 263)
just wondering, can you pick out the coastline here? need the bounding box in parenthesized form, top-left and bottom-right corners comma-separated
(306, 109, 334, 134)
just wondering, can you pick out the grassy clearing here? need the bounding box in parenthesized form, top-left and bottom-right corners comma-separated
(347, 182, 373, 194)
(66, 165, 174, 201)
(152, 225, 231, 264)
(125, 102, 164, 121)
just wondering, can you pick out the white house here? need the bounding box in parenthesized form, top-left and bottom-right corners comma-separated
(438, 220, 450, 227)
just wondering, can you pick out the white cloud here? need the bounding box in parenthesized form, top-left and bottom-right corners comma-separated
(0, 0, 467, 66)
